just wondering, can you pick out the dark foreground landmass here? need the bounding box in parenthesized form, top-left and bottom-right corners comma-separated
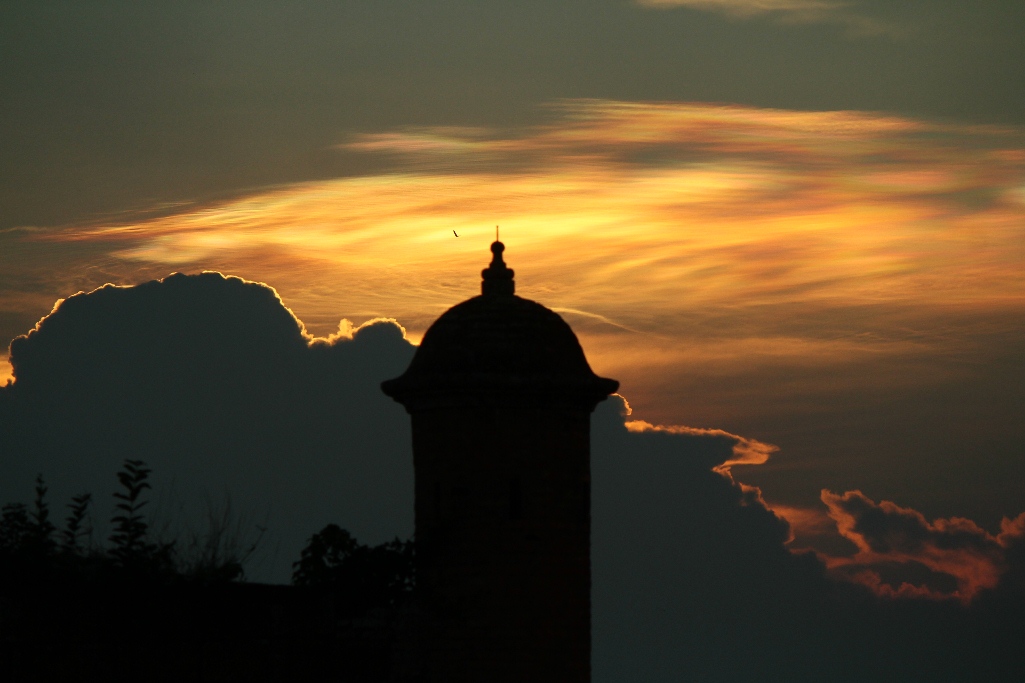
(1, 577, 418, 682)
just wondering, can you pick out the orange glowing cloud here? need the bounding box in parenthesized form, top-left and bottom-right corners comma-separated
(820, 489, 1025, 602)
(625, 419, 778, 471)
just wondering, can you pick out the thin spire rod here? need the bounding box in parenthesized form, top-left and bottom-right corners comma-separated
(496, 225, 499, 241)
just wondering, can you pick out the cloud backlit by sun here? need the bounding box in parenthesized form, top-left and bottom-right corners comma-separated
(625, 419, 778, 470)
(5, 99, 1025, 431)
(5, 99, 1025, 600)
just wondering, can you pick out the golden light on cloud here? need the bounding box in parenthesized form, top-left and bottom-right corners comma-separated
(20, 101, 1025, 424)
(625, 419, 779, 470)
(821, 490, 1025, 601)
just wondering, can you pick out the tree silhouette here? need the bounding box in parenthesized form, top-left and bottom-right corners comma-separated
(293, 524, 414, 616)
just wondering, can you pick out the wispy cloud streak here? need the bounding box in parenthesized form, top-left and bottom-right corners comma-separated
(639, 0, 845, 15)
(48, 101, 1025, 340)
(636, 0, 898, 36)
(626, 419, 779, 470)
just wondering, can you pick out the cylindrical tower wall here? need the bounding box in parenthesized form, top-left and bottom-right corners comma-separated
(411, 405, 591, 682)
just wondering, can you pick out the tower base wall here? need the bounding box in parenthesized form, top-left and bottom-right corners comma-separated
(411, 406, 592, 683)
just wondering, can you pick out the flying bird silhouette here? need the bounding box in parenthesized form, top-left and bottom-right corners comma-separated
(453, 230, 459, 237)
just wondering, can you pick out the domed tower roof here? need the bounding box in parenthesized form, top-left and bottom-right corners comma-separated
(382, 241, 618, 412)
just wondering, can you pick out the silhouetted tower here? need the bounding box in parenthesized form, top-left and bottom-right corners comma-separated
(382, 240, 617, 682)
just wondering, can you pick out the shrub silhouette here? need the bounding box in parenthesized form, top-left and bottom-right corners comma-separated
(61, 492, 92, 554)
(29, 474, 57, 554)
(175, 495, 267, 583)
(0, 501, 31, 554)
(0, 464, 413, 680)
(0, 460, 264, 584)
(107, 459, 174, 577)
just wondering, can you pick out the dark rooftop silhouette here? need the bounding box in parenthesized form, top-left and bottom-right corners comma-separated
(382, 240, 618, 411)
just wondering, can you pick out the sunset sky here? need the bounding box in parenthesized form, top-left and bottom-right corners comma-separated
(3, 0, 1025, 645)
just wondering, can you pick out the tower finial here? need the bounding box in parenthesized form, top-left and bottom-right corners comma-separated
(482, 233, 514, 297)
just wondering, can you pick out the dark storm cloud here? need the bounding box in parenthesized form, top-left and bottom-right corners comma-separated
(3, 1, 1023, 230)
(0, 272, 417, 580)
(591, 399, 830, 679)
(592, 397, 1025, 681)
(2, 272, 1024, 680)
